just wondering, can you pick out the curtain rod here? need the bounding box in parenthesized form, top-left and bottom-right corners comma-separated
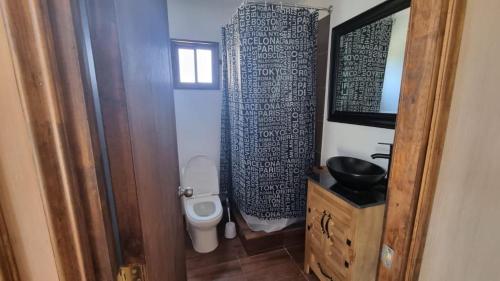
(242, 1, 333, 13)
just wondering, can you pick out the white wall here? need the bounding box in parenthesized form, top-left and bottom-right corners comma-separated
(418, 0, 500, 280)
(319, 0, 398, 169)
(167, 0, 240, 172)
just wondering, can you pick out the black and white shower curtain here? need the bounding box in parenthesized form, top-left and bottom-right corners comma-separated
(220, 4, 318, 220)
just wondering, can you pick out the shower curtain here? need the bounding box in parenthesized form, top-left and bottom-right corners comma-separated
(220, 4, 318, 232)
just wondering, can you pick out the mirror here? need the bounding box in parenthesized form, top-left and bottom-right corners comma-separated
(328, 0, 411, 128)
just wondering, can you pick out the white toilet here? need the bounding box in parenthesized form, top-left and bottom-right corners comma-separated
(181, 155, 223, 253)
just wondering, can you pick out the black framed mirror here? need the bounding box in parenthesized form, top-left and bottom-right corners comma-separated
(328, 0, 411, 129)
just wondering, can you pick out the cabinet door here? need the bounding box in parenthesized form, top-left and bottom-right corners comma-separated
(322, 194, 356, 281)
(306, 202, 326, 254)
(322, 218, 352, 281)
(307, 186, 339, 281)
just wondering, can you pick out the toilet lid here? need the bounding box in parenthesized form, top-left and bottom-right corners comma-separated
(181, 155, 219, 196)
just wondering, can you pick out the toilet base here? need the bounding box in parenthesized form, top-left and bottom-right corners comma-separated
(188, 225, 219, 253)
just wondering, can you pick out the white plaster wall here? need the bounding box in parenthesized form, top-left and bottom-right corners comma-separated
(418, 0, 500, 279)
(167, 0, 240, 173)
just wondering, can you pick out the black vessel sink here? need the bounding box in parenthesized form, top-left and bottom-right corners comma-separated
(326, 156, 386, 190)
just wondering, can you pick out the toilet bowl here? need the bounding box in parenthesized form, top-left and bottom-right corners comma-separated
(181, 156, 223, 253)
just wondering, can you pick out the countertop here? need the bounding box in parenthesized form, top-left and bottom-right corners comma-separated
(307, 168, 387, 209)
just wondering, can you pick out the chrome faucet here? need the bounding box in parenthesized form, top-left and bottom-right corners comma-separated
(371, 142, 393, 181)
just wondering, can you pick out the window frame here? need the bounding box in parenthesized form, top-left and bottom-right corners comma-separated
(171, 39, 220, 90)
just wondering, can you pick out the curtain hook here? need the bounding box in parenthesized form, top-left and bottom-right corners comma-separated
(280, 1, 283, 9)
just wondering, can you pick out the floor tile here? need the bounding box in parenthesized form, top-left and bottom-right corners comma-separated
(240, 249, 304, 281)
(302, 271, 320, 281)
(186, 236, 247, 271)
(285, 245, 320, 281)
(187, 260, 246, 281)
(286, 244, 306, 269)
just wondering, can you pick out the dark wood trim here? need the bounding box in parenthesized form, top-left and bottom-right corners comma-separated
(0, 201, 20, 281)
(329, 112, 396, 129)
(327, 0, 411, 129)
(377, 0, 466, 280)
(83, 0, 146, 264)
(43, 0, 121, 278)
(0, 0, 99, 279)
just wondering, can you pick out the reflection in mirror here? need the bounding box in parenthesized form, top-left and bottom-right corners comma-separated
(335, 8, 409, 114)
(328, 0, 411, 128)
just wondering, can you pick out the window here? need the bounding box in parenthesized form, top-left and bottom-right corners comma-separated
(171, 39, 220, 90)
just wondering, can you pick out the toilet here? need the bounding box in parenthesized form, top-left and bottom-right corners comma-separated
(181, 155, 223, 253)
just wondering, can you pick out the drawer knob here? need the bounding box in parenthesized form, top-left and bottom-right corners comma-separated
(346, 239, 352, 246)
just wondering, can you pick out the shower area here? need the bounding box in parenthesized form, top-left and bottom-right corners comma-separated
(219, 1, 327, 251)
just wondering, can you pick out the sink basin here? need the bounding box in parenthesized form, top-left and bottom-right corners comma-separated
(326, 156, 386, 190)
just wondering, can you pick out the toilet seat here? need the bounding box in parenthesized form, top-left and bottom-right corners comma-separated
(184, 195, 222, 228)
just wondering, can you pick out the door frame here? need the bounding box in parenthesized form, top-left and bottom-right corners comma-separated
(0, 0, 116, 280)
(376, 0, 465, 280)
(0, 0, 465, 280)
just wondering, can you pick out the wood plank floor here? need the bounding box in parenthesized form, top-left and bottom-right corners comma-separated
(185, 233, 319, 281)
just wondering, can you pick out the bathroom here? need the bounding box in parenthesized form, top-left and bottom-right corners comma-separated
(171, 0, 404, 280)
(2, 0, 499, 280)
(167, 0, 410, 280)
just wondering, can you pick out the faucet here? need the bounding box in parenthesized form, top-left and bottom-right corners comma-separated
(371, 142, 393, 182)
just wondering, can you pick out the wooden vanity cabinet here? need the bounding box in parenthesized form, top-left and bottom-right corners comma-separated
(304, 179, 385, 281)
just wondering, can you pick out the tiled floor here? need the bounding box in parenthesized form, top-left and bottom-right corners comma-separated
(185, 234, 319, 281)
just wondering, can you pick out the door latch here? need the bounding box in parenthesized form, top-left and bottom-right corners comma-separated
(178, 186, 193, 197)
(117, 263, 145, 281)
(380, 244, 395, 269)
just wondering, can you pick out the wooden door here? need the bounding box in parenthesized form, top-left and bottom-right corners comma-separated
(76, 0, 186, 279)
